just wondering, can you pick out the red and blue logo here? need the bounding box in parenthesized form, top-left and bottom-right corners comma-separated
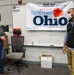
(53, 8, 63, 17)
(31, 7, 67, 26)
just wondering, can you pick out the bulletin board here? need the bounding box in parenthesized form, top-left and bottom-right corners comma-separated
(12, 5, 66, 47)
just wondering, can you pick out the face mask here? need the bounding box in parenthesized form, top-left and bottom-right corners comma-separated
(67, 14, 72, 19)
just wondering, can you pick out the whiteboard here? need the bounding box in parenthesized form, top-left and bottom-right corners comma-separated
(24, 31, 65, 47)
(12, 5, 66, 47)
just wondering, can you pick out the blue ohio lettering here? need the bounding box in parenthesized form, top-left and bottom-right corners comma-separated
(33, 15, 68, 26)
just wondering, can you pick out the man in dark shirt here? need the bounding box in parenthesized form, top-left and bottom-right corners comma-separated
(62, 8, 74, 75)
(0, 26, 8, 74)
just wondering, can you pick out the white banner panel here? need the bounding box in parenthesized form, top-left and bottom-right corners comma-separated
(26, 1, 73, 30)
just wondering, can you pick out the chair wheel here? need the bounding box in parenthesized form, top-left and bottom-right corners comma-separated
(18, 70, 20, 73)
(26, 65, 28, 68)
(7, 68, 10, 71)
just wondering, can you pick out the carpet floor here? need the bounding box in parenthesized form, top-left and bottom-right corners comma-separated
(3, 63, 70, 75)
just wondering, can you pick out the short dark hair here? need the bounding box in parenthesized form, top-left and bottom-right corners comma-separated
(69, 8, 74, 11)
(68, 8, 74, 13)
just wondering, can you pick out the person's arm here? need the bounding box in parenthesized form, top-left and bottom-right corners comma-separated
(4, 32, 6, 38)
(62, 31, 68, 54)
(0, 26, 6, 41)
(0, 36, 6, 41)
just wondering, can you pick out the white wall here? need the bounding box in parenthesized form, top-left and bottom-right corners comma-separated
(0, 0, 12, 5)
(12, 5, 67, 64)
(0, 1, 13, 45)
(12, 1, 74, 63)
(12, 0, 74, 4)
(0, 0, 74, 5)
(0, 0, 74, 64)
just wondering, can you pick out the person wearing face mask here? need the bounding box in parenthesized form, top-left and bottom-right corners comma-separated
(62, 8, 74, 75)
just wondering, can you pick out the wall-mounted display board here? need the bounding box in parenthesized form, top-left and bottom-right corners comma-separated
(12, 1, 74, 47)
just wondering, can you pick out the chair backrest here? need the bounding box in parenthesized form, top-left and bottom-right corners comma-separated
(11, 36, 24, 52)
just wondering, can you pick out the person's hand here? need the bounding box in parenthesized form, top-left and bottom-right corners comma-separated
(62, 46, 66, 54)
(0, 36, 6, 41)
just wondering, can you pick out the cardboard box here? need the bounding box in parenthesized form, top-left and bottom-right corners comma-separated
(4, 36, 8, 49)
(41, 55, 53, 69)
(3, 35, 9, 65)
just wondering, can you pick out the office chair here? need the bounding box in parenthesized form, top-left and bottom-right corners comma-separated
(6, 29, 28, 73)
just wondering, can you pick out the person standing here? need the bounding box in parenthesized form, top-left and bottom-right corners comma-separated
(62, 8, 74, 75)
(0, 26, 8, 74)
